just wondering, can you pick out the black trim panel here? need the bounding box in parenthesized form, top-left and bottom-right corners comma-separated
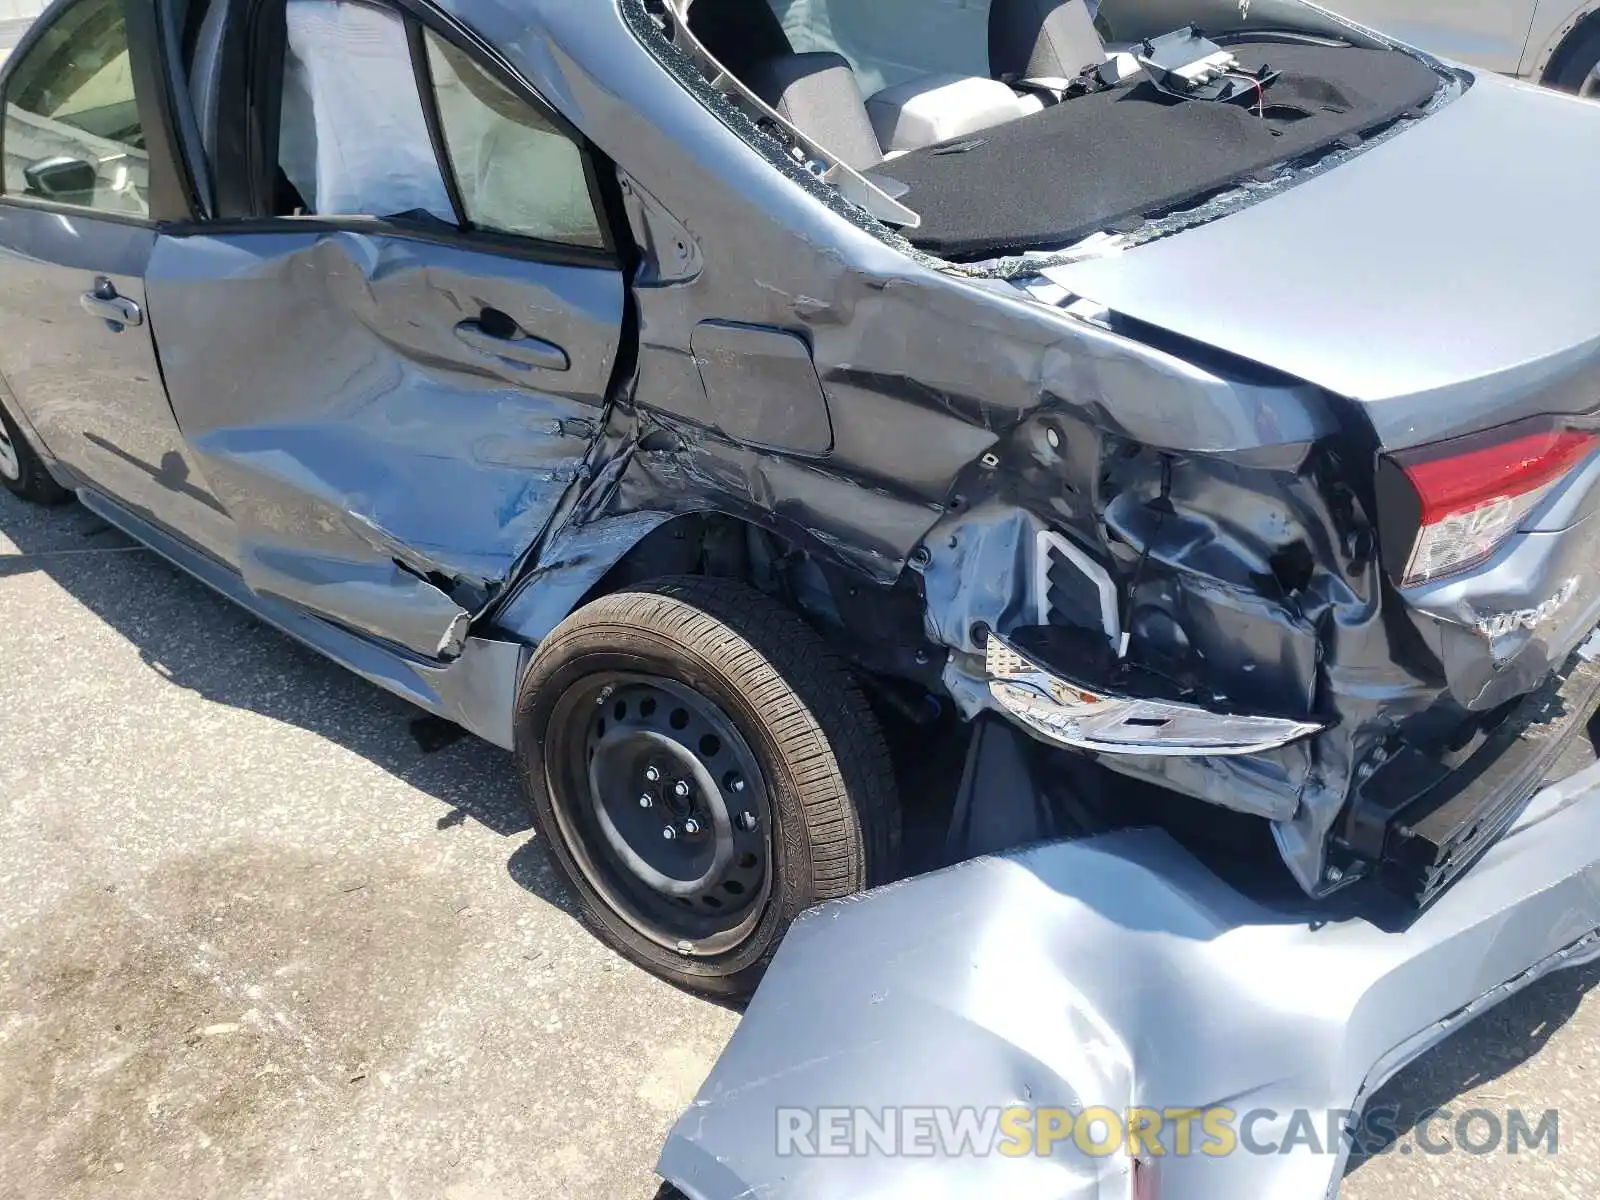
(158, 209, 620, 269)
(124, 0, 194, 220)
(406, 14, 467, 228)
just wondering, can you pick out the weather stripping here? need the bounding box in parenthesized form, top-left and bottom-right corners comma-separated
(987, 633, 1323, 756)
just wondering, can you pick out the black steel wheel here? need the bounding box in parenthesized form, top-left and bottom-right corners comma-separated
(545, 673, 775, 955)
(515, 576, 898, 997)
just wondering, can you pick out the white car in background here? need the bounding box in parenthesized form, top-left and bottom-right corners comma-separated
(1334, 0, 1600, 93)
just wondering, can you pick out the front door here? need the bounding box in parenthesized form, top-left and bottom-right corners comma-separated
(0, 0, 235, 563)
(147, 0, 625, 659)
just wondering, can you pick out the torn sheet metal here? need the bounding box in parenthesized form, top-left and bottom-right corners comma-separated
(493, 508, 680, 645)
(660, 769, 1600, 1199)
(908, 407, 1411, 890)
(603, 407, 944, 586)
(99, 0, 1600, 917)
(239, 542, 473, 660)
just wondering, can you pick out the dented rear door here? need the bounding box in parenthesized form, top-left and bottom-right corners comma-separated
(145, 230, 622, 659)
(143, 4, 624, 661)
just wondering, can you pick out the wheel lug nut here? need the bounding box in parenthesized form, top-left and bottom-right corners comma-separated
(644, 765, 662, 783)
(730, 778, 746, 794)
(683, 817, 701, 836)
(672, 780, 691, 799)
(661, 825, 677, 841)
(638, 794, 654, 809)
(738, 811, 758, 832)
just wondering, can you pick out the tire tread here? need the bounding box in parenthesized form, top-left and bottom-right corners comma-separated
(515, 575, 899, 997)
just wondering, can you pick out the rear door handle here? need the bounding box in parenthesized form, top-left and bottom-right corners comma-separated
(80, 278, 143, 328)
(454, 317, 569, 372)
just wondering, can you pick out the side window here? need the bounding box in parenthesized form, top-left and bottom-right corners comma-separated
(276, 0, 454, 220)
(0, 0, 148, 216)
(422, 30, 605, 250)
(265, 1, 606, 251)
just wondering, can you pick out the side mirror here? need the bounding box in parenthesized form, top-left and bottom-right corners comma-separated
(23, 156, 97, 202)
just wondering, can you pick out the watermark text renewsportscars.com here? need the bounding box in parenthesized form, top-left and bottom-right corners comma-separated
(775, 1105, 1560, 1159)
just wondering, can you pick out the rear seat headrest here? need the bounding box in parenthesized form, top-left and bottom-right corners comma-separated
(989, 0, 1107, 81)
(745, 51, 886, 171)
(686, 0, 795, 79)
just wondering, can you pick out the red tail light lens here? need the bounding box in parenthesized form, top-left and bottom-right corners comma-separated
(1393, 424, 1599, 588)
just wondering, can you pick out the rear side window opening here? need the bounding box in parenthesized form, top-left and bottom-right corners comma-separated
(178, 0, 607, 251)
(639, 0, 1448, 266)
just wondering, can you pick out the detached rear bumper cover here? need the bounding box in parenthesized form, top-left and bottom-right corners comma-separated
(988, 633, 1324, 757)
(659, 768, 1600, 1200)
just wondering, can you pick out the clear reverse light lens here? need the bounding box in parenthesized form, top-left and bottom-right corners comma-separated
(1403, 487, 1552, 587)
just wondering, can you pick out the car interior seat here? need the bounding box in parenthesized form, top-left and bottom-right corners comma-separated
(988, 0, 1107, 83)
(684, 0, 1107, 165)
(686, 0, 885, 170)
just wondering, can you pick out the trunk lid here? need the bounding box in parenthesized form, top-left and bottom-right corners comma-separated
(1046, 74, 1600, 453)
(1054, 74, 1600, 724)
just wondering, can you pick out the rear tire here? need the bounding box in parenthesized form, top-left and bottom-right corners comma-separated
(514, 576, 898, 998)
(0, 399, 70, 506)
(1544, 22, 1600, 97)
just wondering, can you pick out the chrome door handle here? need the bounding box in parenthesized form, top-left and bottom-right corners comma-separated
(81, 279, 143, 328)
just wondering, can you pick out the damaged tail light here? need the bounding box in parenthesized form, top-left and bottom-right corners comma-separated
(1385, 421, 1600, 588)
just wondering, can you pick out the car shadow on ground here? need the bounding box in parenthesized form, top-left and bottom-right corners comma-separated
(1344, 956, 1600, 1173)
(0, 494, 580, 921)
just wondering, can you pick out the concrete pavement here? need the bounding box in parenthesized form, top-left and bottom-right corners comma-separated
(0, 493, 737, 1199)
(0, 486, 1595, 1199)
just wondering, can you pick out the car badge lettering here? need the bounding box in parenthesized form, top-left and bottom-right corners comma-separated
(1476, 577, 1581, 640)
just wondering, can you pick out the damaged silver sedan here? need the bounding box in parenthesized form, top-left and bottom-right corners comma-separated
(5, 0, 1600, 1162)
(8, 0, 1600, 1191)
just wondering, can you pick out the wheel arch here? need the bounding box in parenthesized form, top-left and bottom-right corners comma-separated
(489, 506, 910, 650)
(0, 371, 66, 478)
(1526, 1, 1600, 81)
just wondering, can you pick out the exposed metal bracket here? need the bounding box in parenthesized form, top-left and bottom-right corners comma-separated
(1034, 528, 1122, 650)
